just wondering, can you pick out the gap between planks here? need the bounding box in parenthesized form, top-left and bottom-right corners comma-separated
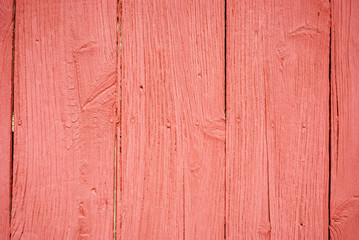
(328, 9, 332, 240)
(10, 1, 16, 239)
(224, 0, 227, 239)
(114, 0, 122, 239)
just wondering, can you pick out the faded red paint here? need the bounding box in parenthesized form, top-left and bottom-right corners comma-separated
(226, 0, 330, 239)
(11, 0, 117, 239)
(330, 0, 359, 239)
(0, 0, 357, 239)
(118, 0, 225, 239)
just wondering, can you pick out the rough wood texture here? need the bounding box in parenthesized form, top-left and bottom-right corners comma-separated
(11, 1, 117, 239)
(118, 0, 225, 239)
(0, 1, 13, 239)
(330, 0, 359, 239)
(226, 0, 331, 239)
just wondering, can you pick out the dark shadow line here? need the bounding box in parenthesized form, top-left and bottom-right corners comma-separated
(224, 0, 227, 239)
(10, 1, 16, 238)
(328, 0, 332, 239)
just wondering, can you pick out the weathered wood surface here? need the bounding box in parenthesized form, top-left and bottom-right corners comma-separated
(0, 0, 14, 239)
(2, 0, 359, 239)
(226, 0, 331, 239)
(11, 0, 117, 238)
(330, 0, 359, 239)
(118, 0, 225, 239)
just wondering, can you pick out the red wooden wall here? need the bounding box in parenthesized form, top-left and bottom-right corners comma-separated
(0, 0, 358, 239)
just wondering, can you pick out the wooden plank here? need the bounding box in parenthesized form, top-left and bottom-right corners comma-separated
(226, 0, 330, 239)
(11, 0, 117, 238)
(118, 0, 225, 239)
(330, 0, 359, 239)
(0, 1, 14, 239)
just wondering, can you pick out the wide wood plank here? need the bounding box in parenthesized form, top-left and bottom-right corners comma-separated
(11, 1, 117, 238)
(330, 0, 359, 239)
(226, 0, 330, 239)
(0, 1, 14, 239)
(118, 1, 225, 239)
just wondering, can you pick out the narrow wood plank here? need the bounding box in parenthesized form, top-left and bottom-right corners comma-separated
(226, 0, 331, 239)
(330, 0, 359, 239)
(118, 0, 225, 239)
(12, 1, 117, 239)
(0, 1, 14, 239)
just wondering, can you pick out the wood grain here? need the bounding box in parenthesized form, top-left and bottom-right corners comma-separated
(0, 0, 13, 239)
(330, 0, 359, 239)
(118, 0, 225, 239)
(226, 0, 331, 239)
(11, 0, 117, 239)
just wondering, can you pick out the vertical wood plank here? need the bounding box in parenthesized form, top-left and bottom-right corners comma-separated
(12, 1, 117, 238)
(118, 0, 225, 239)
(330, 0, 359, 239)
(0, 1, 14, 239)
(226, 0, 331, 239)
(226, 1, 270, 238)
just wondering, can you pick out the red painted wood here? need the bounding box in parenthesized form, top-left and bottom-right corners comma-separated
(330, 0, 359, 239)
(0, 1, 13, 239)
(226, 0, 330, 239)
(11, 1, 117, 238)
(118, 0, 225, 239)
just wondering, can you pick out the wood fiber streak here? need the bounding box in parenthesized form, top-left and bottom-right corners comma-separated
(11, 1, 117, 239)
(226, 0, 330, 239)
(118, 0, 225, 239)
(330, 0, 359, 239)
(0, 0, 13, 239)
